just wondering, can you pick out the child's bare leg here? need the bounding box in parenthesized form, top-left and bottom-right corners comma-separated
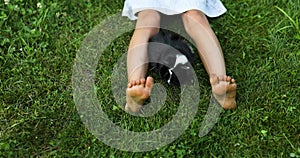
(182, 10, 236, 109)
(125, 10, 160, 112)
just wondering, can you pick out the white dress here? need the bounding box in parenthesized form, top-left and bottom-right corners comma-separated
(122, 0, 227, 20)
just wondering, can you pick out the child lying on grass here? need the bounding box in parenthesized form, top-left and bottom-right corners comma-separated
(122, 0, 237, 112)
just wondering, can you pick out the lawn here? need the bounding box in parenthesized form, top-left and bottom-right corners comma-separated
(0, 0, 299, 157)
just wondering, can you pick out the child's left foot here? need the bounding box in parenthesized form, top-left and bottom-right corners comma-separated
(210, 74, 237, 109)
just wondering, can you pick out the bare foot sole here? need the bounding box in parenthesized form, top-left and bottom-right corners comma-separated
(210, 74, 237, 109)
(125, 77, 154, 112)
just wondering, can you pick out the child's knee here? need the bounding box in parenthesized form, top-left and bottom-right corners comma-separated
(182, 10, 206, 21)
(182, 10, 208, 34)
(136, 10, 160, 35)
(137, 10, 161, 24)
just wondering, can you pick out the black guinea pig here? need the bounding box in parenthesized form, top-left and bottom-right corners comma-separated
(148, 29, 195, 86)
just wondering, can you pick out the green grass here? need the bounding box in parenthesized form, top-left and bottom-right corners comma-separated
(1, 0, 299, 157)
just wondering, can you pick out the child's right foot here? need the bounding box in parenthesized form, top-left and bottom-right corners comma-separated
(210, 74, 237, 109)
(125, 77, 154, 112)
